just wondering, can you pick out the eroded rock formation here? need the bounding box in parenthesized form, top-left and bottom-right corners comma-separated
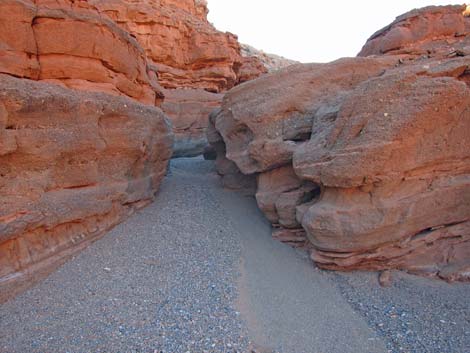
(92, 0, 257, 92)
(241, 44, 299, 73)
(1, 0, 269, 159)
(0, 74, 173, 301)
(209, 5, 470, 280)
(359, 5, 470, 59)
(0, 0, 174, 301)
(163, 89, 222, 157)
(0, 0, 163, 104)
(88, 0, 268, 157)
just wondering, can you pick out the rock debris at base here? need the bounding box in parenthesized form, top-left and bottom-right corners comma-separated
(0, 159, 249, 353)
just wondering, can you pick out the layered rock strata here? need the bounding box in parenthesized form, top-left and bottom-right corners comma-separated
(0, 0, 174, 301)
(0, 0, 163, 104)
(89, 0, 268, 157)
(209, 5, 470, 280)
(0, 75, 173, 301)
(163, 89, 222, 157)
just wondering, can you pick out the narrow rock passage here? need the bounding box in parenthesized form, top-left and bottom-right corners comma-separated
(0, 158, 384, 352)
(1, 158, 467, 353)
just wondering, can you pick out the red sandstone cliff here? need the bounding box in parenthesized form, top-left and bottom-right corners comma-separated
(90, 0, 268, 157)
(210, 5, 470, 281)
(0, 0, 269, 301)
(0, 0, 174, 301)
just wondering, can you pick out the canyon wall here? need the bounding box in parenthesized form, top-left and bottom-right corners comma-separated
(0, 0, 271, 300)
(210, 5, 470, 280)
(89, 0, 268, 157)
(0, 0, 174, 301)
(0, 0, 163, 104)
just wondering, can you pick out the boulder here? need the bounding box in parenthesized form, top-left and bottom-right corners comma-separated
(0, 75, 173, 301)
(295, 68, 470, 280)
(214, 57, 397, 174)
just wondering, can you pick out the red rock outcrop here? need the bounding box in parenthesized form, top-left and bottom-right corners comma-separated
(211, 57, 399, 243)
(359, 5, 470, 59)
(209, 5, 470, 281)
(163, 88, 222, 157)
(87, 0, 268, 156)
(294, 66, 470, 280)
(0, 0, 163, 105)
(92, 0, 264, 93)
(214, 58, 398, 174)
(0, 74, 173, 301)
(0, 0, 174, 301)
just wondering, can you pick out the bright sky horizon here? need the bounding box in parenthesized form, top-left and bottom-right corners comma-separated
(207, 0, 459, 63)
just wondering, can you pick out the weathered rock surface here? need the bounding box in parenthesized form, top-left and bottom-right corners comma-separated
(89, 0, 267, 156)
(207, 109, 256, 194)
(92, 0, 265, 93)
(0, 0, 268, 158)
(162, 89, 222, 157)
(0, 0, 162, 105)
(210, 57, 398, 245)
(295, 68, 470, 280)
(241, 44, 299, 72)
(0, 74, 173, 302)
(0, 0, 271, 299)
(210, 5, 470, 280)
(215, 57, 397, 175)
(359, 5, 470, 59)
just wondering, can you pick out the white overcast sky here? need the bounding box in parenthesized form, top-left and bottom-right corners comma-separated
(207, 0, 457, 63)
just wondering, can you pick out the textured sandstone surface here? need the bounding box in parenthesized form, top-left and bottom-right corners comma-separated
(88, 0, 267, 156)
(163, 89, 222, 157)
(241, 44, 299, 72)
(0, 0, 176, 300)
(295, 67, 470, 280)
(0, 0, 162, 105)
(359, 5, 470, 58)
(0, 0, 269, 299)
(209, 5, 470, 280)
(92, 0, 265, 93)
(207, 109, 257, 194)
(0, 74, 173, 301)
(214, 57, 398, 175)
(0, 0, 268, 159)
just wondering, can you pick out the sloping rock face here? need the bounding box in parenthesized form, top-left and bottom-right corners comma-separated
(88, 0, 268, 157)
(241, 44, 299, 73)
(0, 75, 173, 301)
(0, 0, 174, 301)
(359, 5, 470, 59)
(209, 5, 470, 280)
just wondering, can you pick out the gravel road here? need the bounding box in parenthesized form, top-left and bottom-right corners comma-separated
(0, 158, 468, 353)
